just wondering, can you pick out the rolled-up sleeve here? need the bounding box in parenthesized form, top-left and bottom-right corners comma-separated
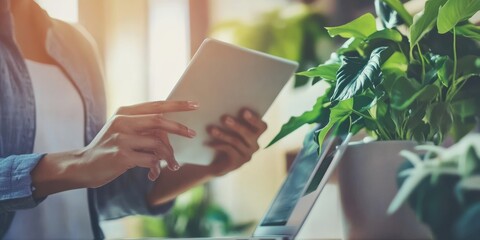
(0, 154, 45, 212)
(94, 167, 174, 221)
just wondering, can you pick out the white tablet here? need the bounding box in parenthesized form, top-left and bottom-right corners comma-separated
(165, 38, 298, 165)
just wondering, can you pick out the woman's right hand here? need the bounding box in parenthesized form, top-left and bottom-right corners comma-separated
(31, 101, 198, 197)
(78, 101, 199, 187)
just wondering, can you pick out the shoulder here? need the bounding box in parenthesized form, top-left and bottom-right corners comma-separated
(50, 19, 102, 63)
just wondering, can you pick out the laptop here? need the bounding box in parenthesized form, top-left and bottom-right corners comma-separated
(163, 131, 352, 240)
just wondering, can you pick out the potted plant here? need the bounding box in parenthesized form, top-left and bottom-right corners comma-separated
(268, 0, 480, 238)
(389, 134, 480, 240)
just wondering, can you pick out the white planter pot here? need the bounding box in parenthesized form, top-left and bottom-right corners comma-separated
(338, 141, 432, 239)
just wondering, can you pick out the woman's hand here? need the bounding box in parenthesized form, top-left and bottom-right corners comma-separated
(77, 101, 199, 187)
(31, 100, 199, 198)
(146, 108, 267, 206)
(206, 109, 267, 176)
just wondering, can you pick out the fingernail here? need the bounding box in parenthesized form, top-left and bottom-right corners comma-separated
(148, 172, 155, 181)
(173, 164, 180, 171)
(188, 101, 200, 109)
(244, 110, 253, 120)
(225, 117, 235, 126)
(188, 128, 197, 138)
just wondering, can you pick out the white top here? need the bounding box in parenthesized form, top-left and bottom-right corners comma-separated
(4, 60, 94, 239)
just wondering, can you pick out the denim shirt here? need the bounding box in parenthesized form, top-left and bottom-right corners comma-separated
(0, 1, 172, 238)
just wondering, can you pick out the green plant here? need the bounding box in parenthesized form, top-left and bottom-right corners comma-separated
(141, 186, 254, 237)
(388, 134, 480, 240)
(268, 0, 480, 149)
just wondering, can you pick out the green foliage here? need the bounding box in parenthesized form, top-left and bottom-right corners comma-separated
(409, 0, 448, 48)
(269, 0, 480, 149)
(297, 62, 341, 84)
(325, 13, 377, 40)
(455, 23, 480, 41)
(141, 186, 254, 238)
(437, 0, 480, 34)
(316, 98, 354, 149)
(388, 134, 480, 240)
(211, 3, 333, 88)
(267, 96, 329, 147)
(331, 47, 393, 102)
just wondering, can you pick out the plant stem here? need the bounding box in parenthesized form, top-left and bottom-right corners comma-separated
(377, 123, 393, 140)
(409, 44, 414, 63)
(453, 28, 458, 83)
(352, 109, 392, 139)
(449, 75, 470, 100)
(418, 45, 426, 83)
(452, 27, 458, 93)
(447, 28, 459, 102)
(352, 110, 375, 121)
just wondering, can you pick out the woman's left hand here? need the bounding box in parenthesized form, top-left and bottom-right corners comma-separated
(206, 109, 267, 176)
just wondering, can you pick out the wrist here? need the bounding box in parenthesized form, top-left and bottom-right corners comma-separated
(31, 150, 88, 198)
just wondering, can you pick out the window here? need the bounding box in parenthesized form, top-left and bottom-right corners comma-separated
(36, 0, 78, 23)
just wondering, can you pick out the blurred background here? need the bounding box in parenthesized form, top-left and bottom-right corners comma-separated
(36, 0, 373, 238)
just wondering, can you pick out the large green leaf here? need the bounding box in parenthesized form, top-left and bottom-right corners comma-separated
(388, 166, 432, 214)
(331, 47, 393, 102)
(437, 0, 480, 34)
(455, 23, 480, 41)
(409, 0, 448, 48)
(267, 96, 328, 147)
(316, 98, 353, 149)
(451, 99, 477, 120)
(325, 13, 377, 40)
(337, 37, 363, 55)
(366, 28, 403, 42)
(430, 55, 454, 86)
(390, 76, 439, 110)
(382, 51, 409, 73)
(297, 63, 341, 83)
(426, 102, 453, 142)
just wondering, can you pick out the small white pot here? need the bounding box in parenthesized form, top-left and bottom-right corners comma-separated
(338, 141, 432, 239)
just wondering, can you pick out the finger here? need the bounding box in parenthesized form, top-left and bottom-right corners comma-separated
(156, 132, 180, 171)
(221, 115, 258, 148)
(111, 114, 196, 138)
(119, 134, 163, 150)
(123, 150, 157, 168)
(240, 109, 268, 135)
(152, 130, 173, 153)
(208, 142, 243, 164)
(138, 130, 179, 171)
(148, 163, 162, 182)
(122, 150, 160, 181)
(208, 127, 249, 157)
(116, 101, 199, 115)
(111, 133, 174, 162)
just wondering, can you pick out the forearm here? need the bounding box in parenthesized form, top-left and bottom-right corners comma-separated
(147, 164, 214, 206)
(31, 151, 88, 198)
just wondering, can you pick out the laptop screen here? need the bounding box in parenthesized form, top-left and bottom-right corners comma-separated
(260, 133, 339, 227)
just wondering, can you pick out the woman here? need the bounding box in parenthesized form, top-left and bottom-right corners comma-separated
(0, 0, 267, 238)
